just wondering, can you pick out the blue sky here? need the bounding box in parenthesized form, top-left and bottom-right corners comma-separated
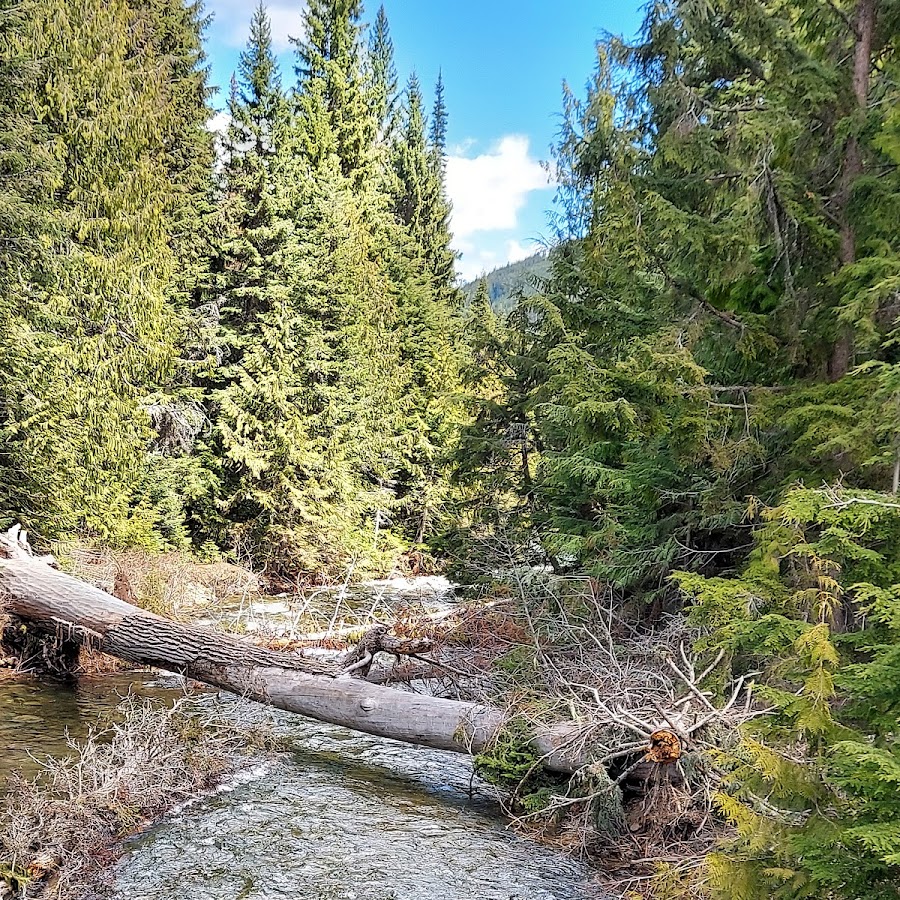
(203, 1, 644, 281)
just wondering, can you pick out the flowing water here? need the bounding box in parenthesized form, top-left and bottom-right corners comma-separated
(0, 580, 605, 900)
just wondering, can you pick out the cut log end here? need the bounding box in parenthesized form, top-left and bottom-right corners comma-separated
(646, 730, 682, 764)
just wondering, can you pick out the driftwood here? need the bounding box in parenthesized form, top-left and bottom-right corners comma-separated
(0, 526, 585, 773)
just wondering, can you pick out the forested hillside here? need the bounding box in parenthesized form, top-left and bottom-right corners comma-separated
(2, 0, 900, 896)
(461, 250, 550, 313)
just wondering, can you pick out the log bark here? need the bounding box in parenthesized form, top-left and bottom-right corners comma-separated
(0, 529, 585, 773)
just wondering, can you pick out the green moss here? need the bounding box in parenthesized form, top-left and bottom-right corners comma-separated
(474, 720, 570, 814)
(0, 863, 31, 895)
(474, 720, 539, 786)
(495, 646, 534, 676)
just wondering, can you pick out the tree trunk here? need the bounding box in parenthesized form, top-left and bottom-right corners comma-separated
(830, 0, 877, 380)
(0, 530, 585, 774)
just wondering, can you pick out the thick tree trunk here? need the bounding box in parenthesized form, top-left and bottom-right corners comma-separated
(0, 530, 585, 773)
(830, 0, 877, 380)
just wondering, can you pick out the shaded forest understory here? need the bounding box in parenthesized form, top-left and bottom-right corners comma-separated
(2, 0, 900, 897)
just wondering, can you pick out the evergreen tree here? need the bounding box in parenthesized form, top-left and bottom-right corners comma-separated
(233, 2, 283, 160)
(132, 0, 215, 312)
(293, 0, 374, 184)
(365, 3, 398, 143)
(475, 0, 900, 890)
(449, 278, 553, 557)
(273, 0, 411, 570)
(213, 0, 289, 336)
(453, 281, 527, 519)
(391, 73, 457, 301)
(429, 70, 448, 171)
(679, 486, 900, 898)
(280, 160, 409, 570)
(0, 0, 197, 544)
(0, 0, 61, 527)
(130, 0, 218, 548)
(483, 0, 899, 597)
(205, 4, 316, 568)
(391, 74, 429, 248)
(380, 73, 463, 543)
(425, 74, 457, 304)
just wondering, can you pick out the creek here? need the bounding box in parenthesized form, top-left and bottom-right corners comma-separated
(0, 579, 605, 900)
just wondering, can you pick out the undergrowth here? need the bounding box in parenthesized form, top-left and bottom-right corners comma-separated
(474, 718, 577, 821)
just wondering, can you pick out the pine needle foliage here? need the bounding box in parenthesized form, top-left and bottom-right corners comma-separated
(0, 0, 209, 546)
(440, 0, 900, 890)
(679, 486, 900, 898)
(0, 0, 468, 575)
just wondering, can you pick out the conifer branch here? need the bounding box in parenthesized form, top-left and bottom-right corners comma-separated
(823, 0, 860, 38)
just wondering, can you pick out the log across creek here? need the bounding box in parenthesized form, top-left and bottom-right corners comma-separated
(0, 527, 587, 774)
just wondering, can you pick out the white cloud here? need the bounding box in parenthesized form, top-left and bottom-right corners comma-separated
(206, 111, 231, 135)
(446, 136, 551, 241)
(455, 243, 500, 283)
(207, 1, 306, 53)
(446, 138, 552, 282)
(447, 137, 477, 156)
(265, 5, 306, 51)
(505, 239, 537, 264)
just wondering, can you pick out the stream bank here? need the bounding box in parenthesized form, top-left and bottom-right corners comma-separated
(0, 571, 609, 900)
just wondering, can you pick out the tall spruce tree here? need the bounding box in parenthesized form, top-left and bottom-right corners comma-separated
(214, 0, 289, 336)
(205, 4, 316, 568)
(391, 73, 457, 300)
(427, 74, 457, 304)
(391, 75, 430, 252)
(365, 4, 398, 143)
(0, 0, 195, 544)
(280, 0, 412, 570)
(385, 74, 464, 543)
(429, 71, 448, 171)
(293, 0, 374, 184)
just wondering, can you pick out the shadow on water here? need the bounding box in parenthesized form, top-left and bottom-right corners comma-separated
(0, 673, 180, 785)
(282, 743, 497, 819)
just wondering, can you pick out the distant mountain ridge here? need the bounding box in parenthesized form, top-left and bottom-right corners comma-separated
(460, 250, 551, 314)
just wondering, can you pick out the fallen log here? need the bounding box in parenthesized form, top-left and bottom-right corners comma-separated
(0, 526, 586, 773)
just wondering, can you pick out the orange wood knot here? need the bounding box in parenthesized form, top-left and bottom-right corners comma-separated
(646, 729, 682, 763)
